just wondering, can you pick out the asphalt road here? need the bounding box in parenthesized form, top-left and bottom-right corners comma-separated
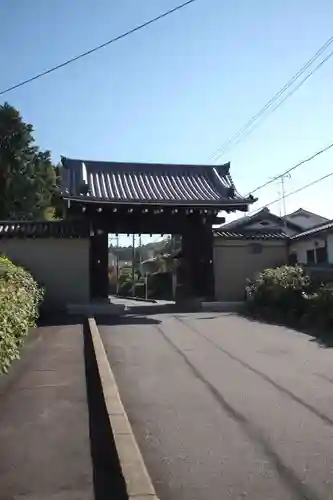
(99, 309, 333, 500)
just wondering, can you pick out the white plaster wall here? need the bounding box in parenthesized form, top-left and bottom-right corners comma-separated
(214, 239, 287, 301)
(326, 234, 333, 263)
(290, 237, 326, 264)
(0, 238, 90, 307)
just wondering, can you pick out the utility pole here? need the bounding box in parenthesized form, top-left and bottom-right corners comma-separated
(279, 173, 290, 231)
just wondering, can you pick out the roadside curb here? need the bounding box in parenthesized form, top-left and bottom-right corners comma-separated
(88, 317, 159, 500)
(115, 295, 158, 304)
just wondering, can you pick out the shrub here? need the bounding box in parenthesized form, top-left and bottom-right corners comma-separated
(246, 264, 333, 333)
(0, 257, 43, 374)
(303, 287, 333, 330)
(246, 265, 311, 319)
(118, 279, 133, 297)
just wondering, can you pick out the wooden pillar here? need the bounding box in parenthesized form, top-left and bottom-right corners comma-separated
(195, 222, 215, 301)
(181, 217, 215, 301)
(89, 226, 109, 300)
(179, 232, 195, 299)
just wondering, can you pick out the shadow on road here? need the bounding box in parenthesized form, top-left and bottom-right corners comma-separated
(310, 335, 333, 348)
(194, 313, 236, 320)
(96, 314, 161, 326)
(37, 310, 83, 327)
(159, 327, 321, 500)
(83, 321, 127, 500)
(240, 312, 333, 349)
(123, 304, 178, 315)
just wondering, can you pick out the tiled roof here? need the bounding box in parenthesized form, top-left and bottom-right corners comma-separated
(60, 157, 254, 207)
(216, 208, 271, 231)
(290, 220, 333, 240)
(217, 208, 302, 232)
(214, 230, 288, 240)
(0, 220, 89, 238)
(285, 208, 329, 224)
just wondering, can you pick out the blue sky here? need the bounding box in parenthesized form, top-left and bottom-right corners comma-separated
(1, 0, 333, 245)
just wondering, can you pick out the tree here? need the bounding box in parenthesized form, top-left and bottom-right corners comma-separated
(0, 103, 58, 220)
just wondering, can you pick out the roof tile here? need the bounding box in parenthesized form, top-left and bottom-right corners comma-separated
(290, 220, 333, 240)
(60, 157, 253, 207)
(0, 221, 89, 238)
(214, 230, 287, 240)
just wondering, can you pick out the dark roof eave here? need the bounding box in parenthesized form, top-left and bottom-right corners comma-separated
(62, 195, 253, 208)
(290, 221, 333, 241)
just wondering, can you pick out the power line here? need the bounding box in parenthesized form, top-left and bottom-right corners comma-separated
(247, 140, 333, 196)
(210, 35, 333, 161)
(215, 50, 333, 162)
(213, 48, 333, 161)
(250, 170, 333, 214)
(0, 0, 199, 96)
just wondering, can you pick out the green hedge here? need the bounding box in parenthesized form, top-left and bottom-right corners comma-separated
(245, 265, 333, 332)
(0, 257, 43, 374)
(117, 280, 130, 297)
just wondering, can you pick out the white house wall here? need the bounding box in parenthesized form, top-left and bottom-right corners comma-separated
(326, 234, 333, 263)
(289, 237, 326, 264)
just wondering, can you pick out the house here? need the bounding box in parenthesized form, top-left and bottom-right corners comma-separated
(213, 207, 329, 301)
(108, 251, 130, 270)
(140, 257, 162, 275)
(289, 220, 333, 266)
(108, 251, 117, 268)
(140, 253, 174, 275)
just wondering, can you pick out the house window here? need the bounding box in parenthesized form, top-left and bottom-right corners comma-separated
(249, 243, 263, 254)
(315, 246, 328, 264)
(306, 249, 315, 264)
(259, 221, 270, 226)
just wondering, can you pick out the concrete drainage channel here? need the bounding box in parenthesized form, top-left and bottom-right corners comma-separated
(84, 317, 159, 500)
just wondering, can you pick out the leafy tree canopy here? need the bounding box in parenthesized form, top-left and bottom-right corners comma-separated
(108, 235, 182, 262)
(0, 102, 59, 220)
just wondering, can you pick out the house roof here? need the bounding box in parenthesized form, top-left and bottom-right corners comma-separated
(0, 220, 89, 239)
(290, 220, 333, 241)
(285, 208, 329, 222)
(60, 157, 255, 208)
(216, 208, 301, 232)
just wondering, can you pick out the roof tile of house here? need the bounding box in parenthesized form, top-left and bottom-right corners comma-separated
(0, 220, 89, 239)
(290, 220, 333, 240)
(214, 230, 288, 240)
(217, 208, 302, 233)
